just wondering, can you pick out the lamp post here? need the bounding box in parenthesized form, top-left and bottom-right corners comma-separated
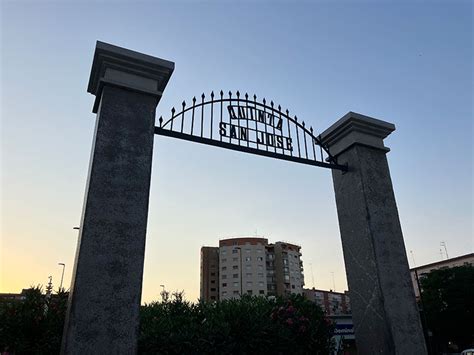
(58, 263, 66, 290)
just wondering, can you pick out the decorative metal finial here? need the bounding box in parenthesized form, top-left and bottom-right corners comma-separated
(192, 96, 196, 103)
(201, 93, 205, 100)
(211, 91, 214, 99)
(182, 100, 186, 107)
(294, 115, 298, 121)
(278, 104, 281, 111)
(286, 109, 290, 116)
(245, 93, 248, 99)
(253, 94, 257, 101)
(159, 116, 163, 127)
(229, 91, 232, 97)
(270, 100, 274, 107)
(171, 107, 176, 115)
(302, 121, 305, 127)
(263, 98, 266, 105)
(236, 90, 240, 98)
(310, 126, 313, 133)
(220, 90, 224, 97)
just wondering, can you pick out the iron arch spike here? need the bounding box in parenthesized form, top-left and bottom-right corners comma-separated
(154, 90, 348, 172)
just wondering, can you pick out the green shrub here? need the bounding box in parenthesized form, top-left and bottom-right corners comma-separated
(139, 293, 334, 354)
(0, 289, 333, 354)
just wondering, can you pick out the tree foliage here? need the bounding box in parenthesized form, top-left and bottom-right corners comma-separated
(0, 286, 69, 354)
(420, 265, 474, 352)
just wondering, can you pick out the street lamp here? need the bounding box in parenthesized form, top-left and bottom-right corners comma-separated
(58, 263, 66, 290)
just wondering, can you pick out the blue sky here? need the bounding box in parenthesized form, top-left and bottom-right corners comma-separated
(1, 0, 472, 302)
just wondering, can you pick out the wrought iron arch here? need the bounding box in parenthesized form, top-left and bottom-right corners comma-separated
(154, 90, 347, 171)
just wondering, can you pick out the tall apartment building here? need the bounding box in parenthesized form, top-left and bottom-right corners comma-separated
(200, 237, 304, 301)
(200, 247, 219, 301)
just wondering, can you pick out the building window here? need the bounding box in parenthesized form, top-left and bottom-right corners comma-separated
(233, 265, 238, 270)
(259, 290, 265, 295)
(222, 266, 227, 271)
(211, 272, 216, 276)
(246, 281, 253, 287)
(257, 257, 263, 261)
(258, 265, 263, 270)
(233, 274, 238, 278)
(211, 288, 216, 291)
(211, 280, 215, 284)
(245, 257, 251, 262)
(222, 291, 227, 296)
(247, 290, 253, 295)
(246, 265, 251, 270)
(246, 273, 252, 277)
(291, 285, 295, 289)
(284, 275, 290, 281)
(246, 248, 251, 253)
(222, 275, 227, 279)
(211, 264, 216, 268)
(222, 258, 227, 262)
(232, 249, 238, 254)
(221, 250, 227, 255)
(257, 249, 262, 253)
(233, 282, 239, 287)
(222, 283, 227, 287)
(233, 290, 239, 295)
(211, 296, 216, 300)
(258, 273, 264, 278)
(258, 281, 264, 287)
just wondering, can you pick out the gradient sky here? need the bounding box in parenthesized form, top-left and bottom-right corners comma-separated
(1, 0, 472, 303)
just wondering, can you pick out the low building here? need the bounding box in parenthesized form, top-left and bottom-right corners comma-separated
(410, 253, 474, 299)
(303, 288, 351, 316)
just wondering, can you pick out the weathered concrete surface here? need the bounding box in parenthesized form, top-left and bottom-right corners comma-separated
(321, 112, 427, 355)
(61, 42, 173, 354)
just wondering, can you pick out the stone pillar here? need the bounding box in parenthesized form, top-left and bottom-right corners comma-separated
(320, 112, 427, 355)
(61, 42, 174, 354)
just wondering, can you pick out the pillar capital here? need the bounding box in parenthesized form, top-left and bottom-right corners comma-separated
(320, 111, 395, 157)
(87, 41, 174, 113)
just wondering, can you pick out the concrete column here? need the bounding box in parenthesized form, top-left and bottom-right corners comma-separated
(320, 112, 427, 355)
(61, 42, 174, 354)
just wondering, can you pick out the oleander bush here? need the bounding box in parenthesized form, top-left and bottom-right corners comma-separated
(139, 292, 334, 354)
(0, 288, 334, 354)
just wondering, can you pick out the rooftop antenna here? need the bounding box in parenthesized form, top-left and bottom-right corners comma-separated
(439, 248, 444, 260)
(309, 263, 315, 288)
(440, 241, 449, 259)
(410, 250, 416, 267)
